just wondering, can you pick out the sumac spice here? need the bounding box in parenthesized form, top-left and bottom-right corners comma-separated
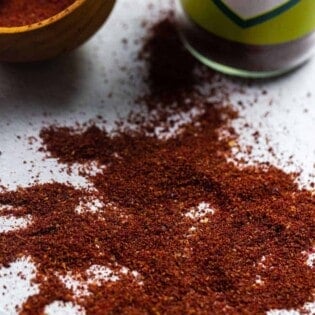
(0, 18, 314, 315)
(0, 0, 76, 27)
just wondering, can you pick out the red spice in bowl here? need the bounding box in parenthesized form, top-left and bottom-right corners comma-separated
(0, 0, 76, 27)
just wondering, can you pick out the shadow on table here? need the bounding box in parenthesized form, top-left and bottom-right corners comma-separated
(0, 50, 88, 111)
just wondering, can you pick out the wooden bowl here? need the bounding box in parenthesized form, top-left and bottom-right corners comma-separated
(0, 0, 116, 62)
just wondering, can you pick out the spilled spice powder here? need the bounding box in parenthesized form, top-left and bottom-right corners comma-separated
(0, 0, 75, 27)
(141, 15, 197, 95)
(0, 18, 314, 315)
(139, 17, 215, 113)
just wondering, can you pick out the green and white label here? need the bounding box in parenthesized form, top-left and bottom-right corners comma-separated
(181, 0, 315, 45)
(213, 0, 299, 28)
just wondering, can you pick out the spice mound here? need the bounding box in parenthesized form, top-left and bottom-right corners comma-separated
(0, 18, 314, 315)
(0, 0, 76, 27)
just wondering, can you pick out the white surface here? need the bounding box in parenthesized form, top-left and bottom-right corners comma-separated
(0, 0, 314, 314)
(185, 202, 215, 219)
(0, 258, 39, 315)
(223, 0, 290, 19)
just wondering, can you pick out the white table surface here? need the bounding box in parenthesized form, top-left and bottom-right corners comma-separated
(0, 0, 314, 314)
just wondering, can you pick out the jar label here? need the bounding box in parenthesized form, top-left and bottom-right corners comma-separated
(181, 0, 315, 45)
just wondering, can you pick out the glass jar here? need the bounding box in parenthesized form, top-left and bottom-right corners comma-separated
(178, 0, 315, 78)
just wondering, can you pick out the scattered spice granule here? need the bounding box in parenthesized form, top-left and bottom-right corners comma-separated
(141, 15, 196, 94)
(0, 0, 75, 27)
(138, 16, 215, 114)
(0, 18, 314, 315)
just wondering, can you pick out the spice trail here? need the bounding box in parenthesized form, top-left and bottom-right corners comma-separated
(0, 18, 314, 315)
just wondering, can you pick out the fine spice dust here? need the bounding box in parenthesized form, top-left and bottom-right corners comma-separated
(0, 0, 75, 27)
(0, 18, 314, 315)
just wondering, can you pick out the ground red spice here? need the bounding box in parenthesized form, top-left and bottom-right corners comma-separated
(0, 0, 75, 27)
(0, 18, 314, 315)
(139, 17, 215, 114)
(141, 14, 196, 96)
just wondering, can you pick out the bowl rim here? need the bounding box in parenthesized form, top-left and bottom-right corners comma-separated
(0, 0, 86, 34)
